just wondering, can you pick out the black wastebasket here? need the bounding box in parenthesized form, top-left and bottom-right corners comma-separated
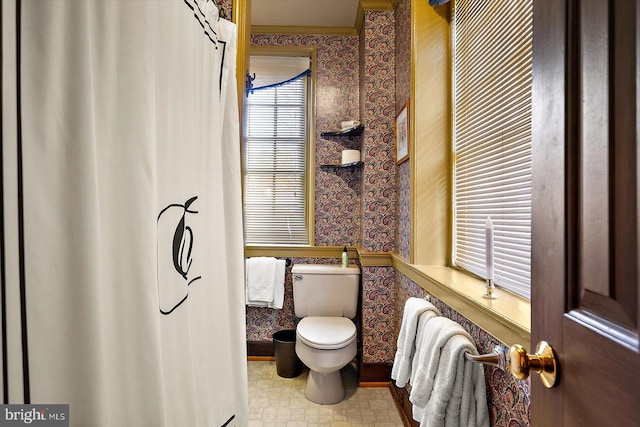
(272, 329, 301, 378)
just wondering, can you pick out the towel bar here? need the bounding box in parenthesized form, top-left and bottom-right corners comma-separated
(279, 257, 292, 267)
(247, 257, 291, 267)
(465, 345, 508, 371)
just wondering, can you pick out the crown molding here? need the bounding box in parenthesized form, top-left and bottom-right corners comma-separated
(355, 0, 397, 34)
(355, 4, 366, 35)
(359, 0, 396, 11)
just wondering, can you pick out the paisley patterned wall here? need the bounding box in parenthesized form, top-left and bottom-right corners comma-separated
(395, 273, 532, 427)
(361, 266, 396, 363)
(397, 163, 411, 259)
(360, 10, 397, 253)
(395, 0, 412, 261)
(395, 0, 411, 106)
(218, 0, 232, 21)
(358, 10, 397, 365)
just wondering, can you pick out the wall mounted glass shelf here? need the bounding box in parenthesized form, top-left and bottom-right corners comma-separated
(320, 125, 364, 138)
(320, 161, 364, 170)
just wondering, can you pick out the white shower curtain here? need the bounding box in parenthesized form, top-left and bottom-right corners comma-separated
(1, 1, 247, 425)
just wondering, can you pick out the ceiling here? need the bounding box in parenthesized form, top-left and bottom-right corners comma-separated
(251, 0, 361, 30)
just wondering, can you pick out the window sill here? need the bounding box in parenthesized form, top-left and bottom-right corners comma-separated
(391, 253, 531, 348)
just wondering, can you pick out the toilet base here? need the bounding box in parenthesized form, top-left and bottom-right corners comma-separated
(305, 369, 345, 405)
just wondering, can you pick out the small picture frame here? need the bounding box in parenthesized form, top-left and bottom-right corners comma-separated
(395, 99, 410, 164)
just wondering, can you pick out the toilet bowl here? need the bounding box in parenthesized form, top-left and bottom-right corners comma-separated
(295, 316, 357, 404)
(291, 264, 360, 405)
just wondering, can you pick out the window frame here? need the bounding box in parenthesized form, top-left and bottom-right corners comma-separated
(450, 0, 534, 300)
(243, 46, 316, 247)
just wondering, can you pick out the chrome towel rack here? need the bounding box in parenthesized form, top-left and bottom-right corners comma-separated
(465, 345, 509, 372)
(465, 342, 559, 388)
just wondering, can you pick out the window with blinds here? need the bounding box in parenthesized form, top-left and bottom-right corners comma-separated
(244, 64, 309, 245)
(452, 0, 533, 299)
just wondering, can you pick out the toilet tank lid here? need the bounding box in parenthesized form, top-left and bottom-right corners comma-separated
(292, 264, 360, 275)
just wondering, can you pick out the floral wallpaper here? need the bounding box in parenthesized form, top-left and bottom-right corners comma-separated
(397, 162, 411, 259)
(395, 0, 411, 105)
(360, 11, 397, 253)
(217, 0, 232, 21)
(357, 11, 398, 366)
(395, 273, 531, 427)
(361, 266, 396, 364)
(395, 0, 412, 261)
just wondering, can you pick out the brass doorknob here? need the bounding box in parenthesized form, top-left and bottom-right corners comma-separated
(509, 341, 558, 388)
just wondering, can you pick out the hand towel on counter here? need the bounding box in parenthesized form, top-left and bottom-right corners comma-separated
(391, 297, 441, 387)
(410, 316, 489, 427)
(245, 257, 286, 309)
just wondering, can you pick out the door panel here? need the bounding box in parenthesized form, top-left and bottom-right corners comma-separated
(532, 0, 640, 425)
(563, 319, 638, 426)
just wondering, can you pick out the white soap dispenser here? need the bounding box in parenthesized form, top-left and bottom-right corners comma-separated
(341, 246, 348, 267)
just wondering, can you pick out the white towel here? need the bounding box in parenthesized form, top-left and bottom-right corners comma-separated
(270, 260, 285, 309)
(410, 317, 489, 427)
(410, 308, 439, 387)
(246, 257, 277, 302)
(391, 297, 441, 387)
(245, 257, 285, 309)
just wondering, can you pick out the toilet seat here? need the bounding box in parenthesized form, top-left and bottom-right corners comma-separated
(296, 317, 356, 350)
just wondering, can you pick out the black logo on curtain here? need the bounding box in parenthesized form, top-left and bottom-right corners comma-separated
(157, 196, 202, 315)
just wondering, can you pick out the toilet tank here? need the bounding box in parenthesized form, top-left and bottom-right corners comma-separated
(292, 264, 360, 318)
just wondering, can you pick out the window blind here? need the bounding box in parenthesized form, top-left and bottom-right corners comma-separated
(452, 0, 533, 299)
(244, 64, 309, 245)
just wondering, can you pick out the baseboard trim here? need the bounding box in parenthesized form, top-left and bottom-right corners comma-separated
(358, 362, 391, 383)
(247, 355, 275, 361)
(390, 384, 419, 427)
(247, 340, 274, 357)
(358, 381, 390, 387)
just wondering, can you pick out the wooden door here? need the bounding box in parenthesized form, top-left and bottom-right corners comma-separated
(532, 0, 640, 425)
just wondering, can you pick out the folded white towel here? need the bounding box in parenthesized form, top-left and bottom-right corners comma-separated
(341, 120, 360, 130)
(245, 258, 285, 309)
(410, 317, 489, 427)
(246, 257, 277, 302)
(391, 297, 441, 387)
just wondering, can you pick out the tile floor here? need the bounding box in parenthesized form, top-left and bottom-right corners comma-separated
(247, 360, 405, 426)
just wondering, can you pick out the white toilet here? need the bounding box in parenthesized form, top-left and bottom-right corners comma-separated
(292, 263, 360, 404)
